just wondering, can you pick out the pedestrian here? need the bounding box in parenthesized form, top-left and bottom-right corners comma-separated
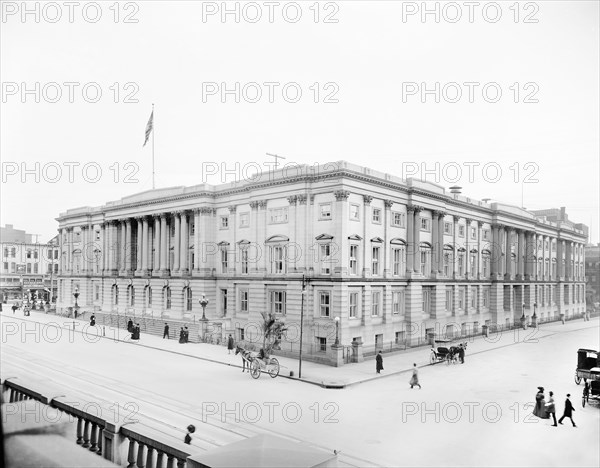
(545, 391, 557, 426)
(12, 304, 17, 314)
(458, 344, 465, 364)
(583, 379, 590, 404)
(558, 394, 576, 427)
(179, 327, 185, 344)
(227, 334, 234, 354)
(184, 424, 195, 445)
(184, 326, 189, 343)
(376, 351, 384, 374)
(90, 314, 96, 326)
(131, 323, 140, 341)
(409, 363, 421, 389)
(533, 387, 549, 419)
(163, 323, 169, 339)
(127, 318, 133, 333)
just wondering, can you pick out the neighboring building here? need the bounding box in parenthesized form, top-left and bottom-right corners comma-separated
(55, 161, 588, 365)
(0, 224, 59, 303)
(585, 243, 600, 306)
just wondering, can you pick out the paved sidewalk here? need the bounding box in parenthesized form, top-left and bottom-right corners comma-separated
(2, 308, 598, 388)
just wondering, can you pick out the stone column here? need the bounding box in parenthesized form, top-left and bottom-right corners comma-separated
(229, 205, 237, 273)
(431, 210, 440, 275)
(182, 211, 190, 274)
(119, 220, 126, 274)
(67, 227, 73, 274)
(477, 221, 483, 279)
(362, 196, 372, 277)
(413, 205, 422, 274)
(406, 205, 415, 273)
(141, 217, 149, 274)
(565, 241, 572, 281)
(134, 217, 142, 275)
(160, 214, 168, 275)
(100, 223, 106, 274)
(152, 215, 160, 274)
(517, 229, 525, 280)
(193, 209, 201, 274)
(383, 200, 393, 277)
(505, 228, 513, 280)
(491, 224, 499, 278)
(438, 213, 446, 274)
(452, 215, 459, 278)
(80, 226, 88, 275)
(465, 218, 472, 278)
(172, 212, 181, 273)
(258, 201, 268, 274)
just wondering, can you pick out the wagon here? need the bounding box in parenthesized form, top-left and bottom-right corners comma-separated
(581, 368, 600, 408)
(574, 348, 599, 385)
(430, 347, 452, 364)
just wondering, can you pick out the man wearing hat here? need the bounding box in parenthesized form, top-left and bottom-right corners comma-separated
(558, 394, 576, 427)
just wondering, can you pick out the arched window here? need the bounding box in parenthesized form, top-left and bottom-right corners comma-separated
(443, 245, 454, 277)
(184, 286, 193, 311)
(112, 284, 119, 305)
(470, 249, 479, 276)
(457, 248, 466, 276)
(144, 285, 152, 307)
(127, 284, 135, 307)
(419, 242, 432, 276)
(163, 286, 171, 310)
(482, 250, 491, 277)
(390, 239, 406, 277)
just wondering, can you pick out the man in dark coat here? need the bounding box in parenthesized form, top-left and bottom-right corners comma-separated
(179, 327, 185, 344)
(184, 326, 189, 343)
(12, 303, 18, 314)
(90, 314, 96, 326)
(163, 323, 169, 339)
(227, 334, 235, 354)
(127, 318, 134, 333)
(458, 344, 465, 364)
(376, 351, 384, 374)
(558, 394, 576, 427)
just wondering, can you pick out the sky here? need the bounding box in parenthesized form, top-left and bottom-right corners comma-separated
(1, 0, 599, 244)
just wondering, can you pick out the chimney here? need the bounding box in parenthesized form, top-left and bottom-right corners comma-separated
(560, 207, 566, 220)
(449, 186, 462, 195)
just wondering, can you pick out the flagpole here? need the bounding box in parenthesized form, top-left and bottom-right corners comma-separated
(152, 103, 155, 190)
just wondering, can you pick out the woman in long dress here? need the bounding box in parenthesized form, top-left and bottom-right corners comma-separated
(533, 387, 549, 419)
(409, 363, 421, 389)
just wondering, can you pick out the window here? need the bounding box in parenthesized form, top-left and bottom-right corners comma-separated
(444, 222, 452, 234)
(33, 251, 38, 259)
(240, 290, 249, 312)
(420, 246, 431, 276)
(319, 291, 331, 317)
(27, 250, 32, 259)
(395, 331, 406, 345)
(483, 230, 489, 240)
(3, 248, 8, 257)
(221, 249, 228, 273)
(27, 264, 31, 273)
(349, 292, 358, 318)
(11, 247, 16, 257)
(371, 291, 380, 316)
(269, 207, 288, 224)
(458, 225, 465, 237)
(372, 247, 380, 276)
(350, 204, 360, 220)
(239, 212, 249, 227)
(164, 286, 172, 309)
(458, 252, 465, 276)
(471, 286, 477, 309)
(482, 287, 490, 308)
(482, 252, 490, 277)
(372, 208, 381, 223)
(240, 248, 249, 274)
(319, 203, 332, 220)
(392, 247, 405, 276)
(221, 289, 228, 316)
(349, 245, 358, 275)
(220, 216, 229, 229)
(3, 262, 7, 271)
(320, 243, 331, 275)
(443, 248, 452, 276)
(422, 287, 432, 313)
(95, 285, 100, 301)
(392, 289, 405, 315)
(445, 287, 452, 311)
(127, 285, 135, 307)
(392, 212, 404, 227)
(317, 337, 327, 352)
(10, 262, 15, 272)
(271, 246, 285, 274)
(183, 287, 192, 311)
(54, 264, 58, 273)
(471, 227, 476, 239)
(54, 250, 58, 259)
(420, 218, 430, 231)
(458, 287, 465, 309)
(146, 286, 152, 306)
(270, 290, 286, 314)
(470, 252, 477, 275)
(34, 264, 38, 274)
(112, 284, 119, 305)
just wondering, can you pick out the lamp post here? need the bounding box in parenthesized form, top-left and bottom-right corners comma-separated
(532, 302, 538, 327)
(199, 293, 209, 341)
(73, 287, 80, 318)
(521, 302, 526, 330)
(334, 316, 340, 347)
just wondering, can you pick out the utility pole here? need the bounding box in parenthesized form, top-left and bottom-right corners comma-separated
(266, 153, 286, 170)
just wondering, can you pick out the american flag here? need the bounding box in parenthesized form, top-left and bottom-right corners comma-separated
(143, 109, 153, 147)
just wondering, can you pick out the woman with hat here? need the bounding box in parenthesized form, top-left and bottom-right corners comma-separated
(533, 387, 549, 419)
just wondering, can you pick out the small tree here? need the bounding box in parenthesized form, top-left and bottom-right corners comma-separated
(260, 310, 287, 357)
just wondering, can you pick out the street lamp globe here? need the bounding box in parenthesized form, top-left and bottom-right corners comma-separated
(334, 316, 340, 347)
(199, 293, 209, 321)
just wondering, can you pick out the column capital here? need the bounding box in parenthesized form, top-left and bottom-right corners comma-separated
(408, 204, 423, 213)
(477, 220, 484, 228)
(491, 222, 504, 230)
(249, 201, 260, 210)
(287, 196, 297, 206)
(258, 200, 268, 209)
(334, 190, 350, 201)
(228, 205, 237, 213)
(297, 195, 307, 205)
(452, 214, 460, 222)
(363, 195, 374, 205)
(433, 210, 446, 218)
(199, 207, 214, 215)
(465, 218, 473, 225)
(384, 199, 394, 208)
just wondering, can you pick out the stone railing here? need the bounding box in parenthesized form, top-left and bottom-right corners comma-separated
(1, 377, 193, 468)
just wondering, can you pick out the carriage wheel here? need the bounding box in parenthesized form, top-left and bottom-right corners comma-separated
(430, 353, 436, 364)
(250, 361, 261, 379)
(574, 373, 581, 385)
(268, 358, 280, 378)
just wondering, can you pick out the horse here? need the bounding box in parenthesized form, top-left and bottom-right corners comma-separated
(235, 345, 254, 373)
(448, 342, 468, 363)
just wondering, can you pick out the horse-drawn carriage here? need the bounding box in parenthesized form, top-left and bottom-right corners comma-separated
(574, 348, 600, 407)
(430, 342, 467, 365)
(235, 346, 280, 379)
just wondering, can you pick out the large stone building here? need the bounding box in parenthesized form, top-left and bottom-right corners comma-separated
(1, 224, 59, 303)
(56, 162, 588, 363)
(585, 243, 600, 306)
